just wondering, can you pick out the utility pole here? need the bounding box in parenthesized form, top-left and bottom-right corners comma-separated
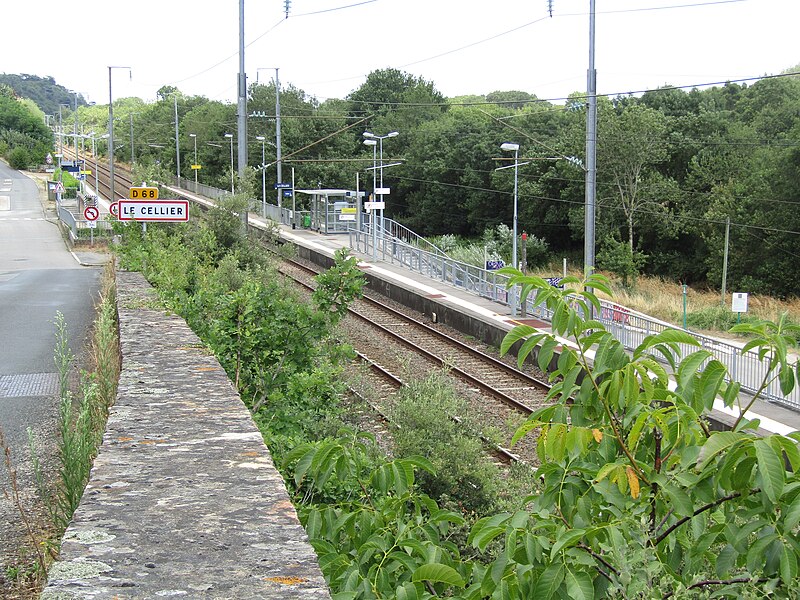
(237, 1, 247, 186)
(721, 216, 730, 305)
(275, 68, 282, 207)
(584, 0, 598, 315)
(174, 95, 181, 182)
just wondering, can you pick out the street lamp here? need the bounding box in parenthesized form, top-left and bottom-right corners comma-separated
(189, 133, 198, 192)
(108, 66, 131, 202)
(363, 138, 378, 258)
(362, 130, 398, 250)
(224, 133, 234, 194)
(256, 135, 266, 217)
(500, 142, 520, 316)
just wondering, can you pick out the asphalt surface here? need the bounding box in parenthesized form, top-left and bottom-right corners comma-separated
(0, 162, 106, 586)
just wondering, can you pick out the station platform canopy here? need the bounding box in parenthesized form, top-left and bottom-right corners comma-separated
(295, 189, 365, 234)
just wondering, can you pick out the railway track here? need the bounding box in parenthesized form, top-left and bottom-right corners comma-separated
(61, 146, 134, 202)
(279, 256, 553, 465)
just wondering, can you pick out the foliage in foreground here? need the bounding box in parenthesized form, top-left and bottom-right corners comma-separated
(284, 269, 800, 599)
(114, 209, 800, 597)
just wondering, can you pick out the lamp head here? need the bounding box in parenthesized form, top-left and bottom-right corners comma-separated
(224, 133, 233, 139)
(387, 131, 399, 138)
(189, 133, 197, 138)
(256, 136, 265, 141)
(362, 131, 376, 139)
(363, 139, 377, 147)
(500, 142, 520, 152)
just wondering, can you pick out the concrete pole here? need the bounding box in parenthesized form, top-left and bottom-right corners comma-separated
(130, 113, 135, 165)
(108, 68, 115, 202)
(174, 96, 181, 182)
(275, 68, 282, 207)
(584, 0, 598, 315)
(237, 0, 248, 187)
(721, 216, 730, 305)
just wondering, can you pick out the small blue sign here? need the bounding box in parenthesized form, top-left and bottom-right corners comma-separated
(545, 277, 564, 289)
(486, 260, 505, 271)
(283, 190, 292, 197)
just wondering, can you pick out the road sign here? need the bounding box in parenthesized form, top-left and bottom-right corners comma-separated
(84, 206, 100, 221)
(274, 182, 292, 189)
(54, 182, 65, 194)
(364, 201, 385, 210)
(46, 153, 53, 165)
(87, 220, 97, 229)
(129, 186, 159, 200)
(191, 164, 202, 170)
(118, 200, 190, 222)
(283, 190, 292, 197)
(109, 202, 119, 217)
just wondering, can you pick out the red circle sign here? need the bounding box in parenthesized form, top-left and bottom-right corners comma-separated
(109, 202, 119, 217)
(84, 206, 100, 221)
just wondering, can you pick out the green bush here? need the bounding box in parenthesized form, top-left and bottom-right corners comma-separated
(389, 371, 501, 515)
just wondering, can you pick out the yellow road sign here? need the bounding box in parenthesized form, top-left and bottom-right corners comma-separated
(129, 186, 159, 199)
(191, 164, 202, 170)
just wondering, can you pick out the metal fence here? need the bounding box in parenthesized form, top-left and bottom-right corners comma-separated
(349, 224, 800, 411)
(161, 178, 799, 411)
(57, 202, 114, 241)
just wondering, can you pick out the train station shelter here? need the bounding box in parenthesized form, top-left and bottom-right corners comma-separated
(295, 189, 364, 234)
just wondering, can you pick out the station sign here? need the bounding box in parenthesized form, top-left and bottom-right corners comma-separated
(274, 182, 292, 189)
(364, 201, 385, 210)
(129, 186, 159, 200)
(375, 187, 391, 195)
(118, 200, 190, 222)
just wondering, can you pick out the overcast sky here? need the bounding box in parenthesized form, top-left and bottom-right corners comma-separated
(4, 0, 798, 107)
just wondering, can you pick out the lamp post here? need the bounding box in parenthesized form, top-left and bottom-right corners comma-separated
(57, 103, 70, 166)
(224, 133, 234, 194)
(362, 130, 398, 251)
(108, 66, 131, 202)
(363, 138, 377, 259)
(500, 142, 521, 316)
(256, 135, 266, 217)
(189, 134, 198, 192)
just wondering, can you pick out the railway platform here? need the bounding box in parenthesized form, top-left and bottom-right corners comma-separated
(244, 211, 800, 437)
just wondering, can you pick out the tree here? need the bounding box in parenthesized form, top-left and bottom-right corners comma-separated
(597, 102, 673, 254)
(489, 270, 800, 598)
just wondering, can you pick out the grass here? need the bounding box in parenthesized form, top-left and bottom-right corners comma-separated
(3, 262, 120, 596)
(528, 263, 800, 338)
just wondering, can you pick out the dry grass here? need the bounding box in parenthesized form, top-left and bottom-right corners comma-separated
(530, 264, 800, 334)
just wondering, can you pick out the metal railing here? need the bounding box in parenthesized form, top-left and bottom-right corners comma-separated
(349, 224, 800, 411)
(57, 202, 113, 240)
(161, 178, 800, 412)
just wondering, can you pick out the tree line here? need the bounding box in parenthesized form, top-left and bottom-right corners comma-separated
(7, 66, 800, 296)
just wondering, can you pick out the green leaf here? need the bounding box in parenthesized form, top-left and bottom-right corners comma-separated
(411, 563, 465, 588)
(780, 541, 798, 583)
(663, 483, 694, 517)
(754, 438, 785, 503)
(533, 563, 565, 600)
(697, 432, 743, 470)
(783, 492, 800, 532)
(550, 528, 586, 559)
(500, 325, 539, 358)
(677, 350, 712, 390)
(564, 568, 594, 600)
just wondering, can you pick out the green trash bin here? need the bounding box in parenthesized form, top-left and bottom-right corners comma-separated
(302, 214, 311, 228)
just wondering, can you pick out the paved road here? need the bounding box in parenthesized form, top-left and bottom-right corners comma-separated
(0, 163, 102, 578)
